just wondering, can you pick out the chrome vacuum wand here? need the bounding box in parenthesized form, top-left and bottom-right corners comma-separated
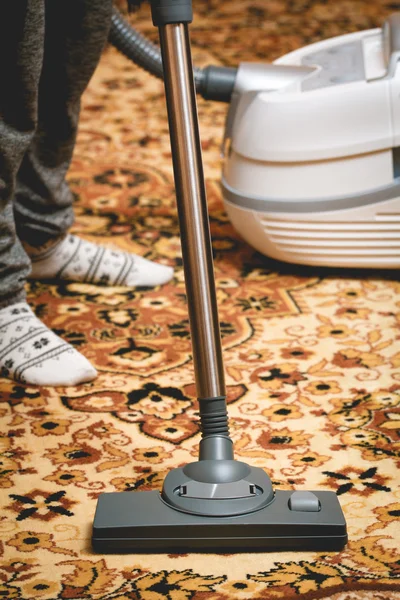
(91, 0, 347, 551)
(159, 19, 227, 423)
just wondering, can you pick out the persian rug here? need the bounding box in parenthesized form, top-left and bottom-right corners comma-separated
(1, 1, 399, 598)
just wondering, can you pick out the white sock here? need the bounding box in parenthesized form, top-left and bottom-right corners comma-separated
(26, 234, 174, 287)
(0, 302, 97, 386)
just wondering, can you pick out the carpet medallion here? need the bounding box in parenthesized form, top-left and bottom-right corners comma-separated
(1, 1, 399, 598)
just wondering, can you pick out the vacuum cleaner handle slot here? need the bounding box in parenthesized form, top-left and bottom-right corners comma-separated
(383, 13, 400, 74)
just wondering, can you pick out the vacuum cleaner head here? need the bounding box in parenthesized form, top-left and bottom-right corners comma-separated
(92, 489, 346, 553)
(222, 15, 400, 268)
(93, 447, 347, 553)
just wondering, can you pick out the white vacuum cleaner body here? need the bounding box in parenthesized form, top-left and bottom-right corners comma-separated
(222, 15, 400, 268)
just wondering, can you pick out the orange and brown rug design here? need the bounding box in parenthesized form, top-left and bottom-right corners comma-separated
(1, 1, 399, 598)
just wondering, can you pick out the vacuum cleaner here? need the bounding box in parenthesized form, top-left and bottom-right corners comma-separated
(92, 0, 347, 553)
(109, 7, 400, 269)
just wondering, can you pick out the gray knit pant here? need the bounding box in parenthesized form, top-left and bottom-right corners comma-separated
(0, 0, 113, 308)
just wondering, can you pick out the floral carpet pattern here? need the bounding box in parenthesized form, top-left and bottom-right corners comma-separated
(1, 1, 400, 598)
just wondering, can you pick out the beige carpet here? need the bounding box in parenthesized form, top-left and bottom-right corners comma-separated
(1, 1, 399, 598)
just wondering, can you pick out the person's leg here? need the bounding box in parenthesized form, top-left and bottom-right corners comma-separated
(0, 2, 96, 386)
(0, 1, 44, 309)
(14, 0, 113, 248)
(15, 0, 173, 288)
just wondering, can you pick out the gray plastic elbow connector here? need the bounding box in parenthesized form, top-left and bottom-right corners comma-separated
(109, 7, 237, 102)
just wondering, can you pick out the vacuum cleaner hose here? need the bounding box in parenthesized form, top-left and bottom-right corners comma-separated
(109, 6, 237, 102)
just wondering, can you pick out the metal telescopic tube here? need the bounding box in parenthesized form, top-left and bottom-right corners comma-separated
(158, 23, 226, 401)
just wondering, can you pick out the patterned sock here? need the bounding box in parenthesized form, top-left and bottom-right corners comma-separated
(0, 302, 97, 386)
(26, 234, 174, 287)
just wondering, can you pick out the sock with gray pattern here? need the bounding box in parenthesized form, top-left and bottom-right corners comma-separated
(26, 234, 174, 287)
(0, 302, 97, 386)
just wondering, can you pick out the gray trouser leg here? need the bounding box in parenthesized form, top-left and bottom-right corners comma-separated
(0, 0, 112, 308)
(14, 0, 113, 247)
(0, 2, 45, 308)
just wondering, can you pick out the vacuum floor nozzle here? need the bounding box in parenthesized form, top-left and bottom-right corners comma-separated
(92, 489, 347, 553)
